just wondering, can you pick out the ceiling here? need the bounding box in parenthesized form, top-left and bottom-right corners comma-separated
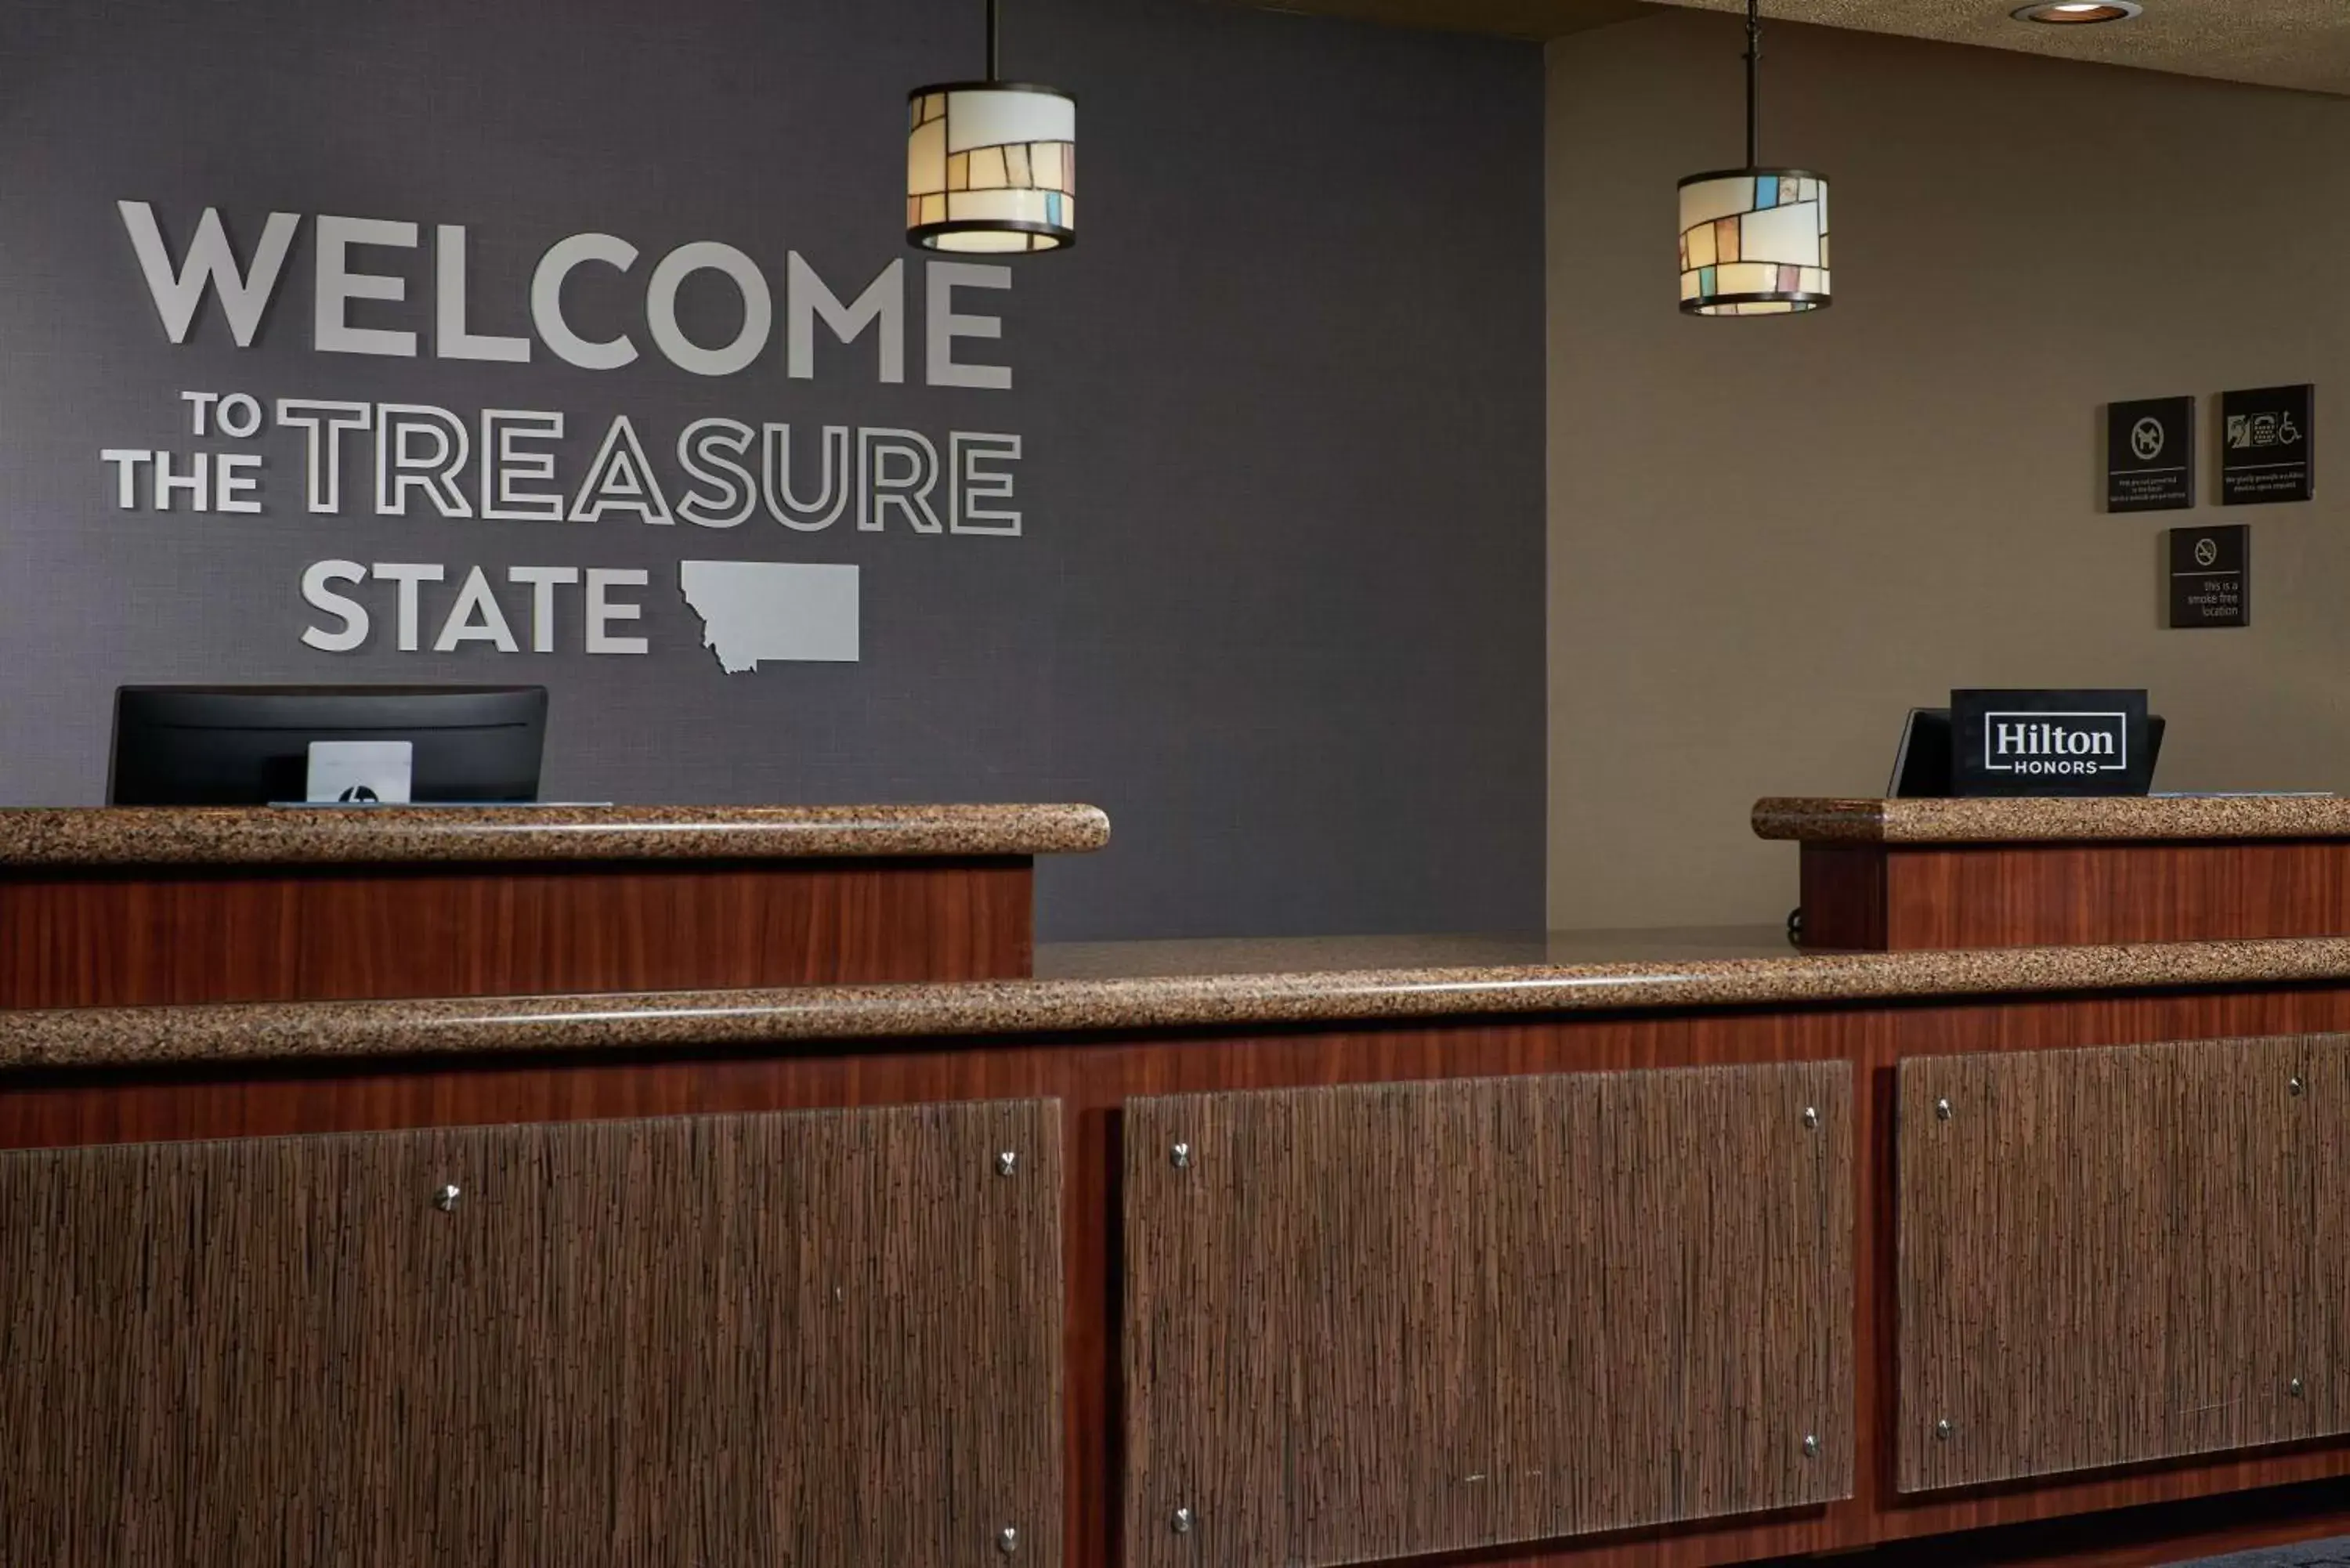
(1245, 0, 1644, 42)
(1249, 0, 2350, 96)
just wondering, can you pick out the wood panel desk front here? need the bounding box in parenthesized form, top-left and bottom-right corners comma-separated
(1758, 796, 2350, 950)
(0, 802, 1110, 1006)
(4, 928, 2348, 1568)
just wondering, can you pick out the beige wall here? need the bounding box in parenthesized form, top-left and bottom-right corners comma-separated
(1546, 12, 2350, 930)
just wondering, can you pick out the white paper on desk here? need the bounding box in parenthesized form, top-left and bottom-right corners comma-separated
(305, 741, 414, 804)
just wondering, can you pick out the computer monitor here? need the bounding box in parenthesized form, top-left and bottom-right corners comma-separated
(1889, 706, 2164, 797)
(109, 685, 549, 805)
(1887, 709, 1956, 798)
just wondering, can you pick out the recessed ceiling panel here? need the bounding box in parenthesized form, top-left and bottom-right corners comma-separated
(1642, 0, 2350, 96)
(1243, 0, 1648, 41)
(1242, 0, 2350, 96)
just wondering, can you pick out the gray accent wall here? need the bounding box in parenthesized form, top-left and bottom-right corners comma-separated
(0, 0, 1545, 940)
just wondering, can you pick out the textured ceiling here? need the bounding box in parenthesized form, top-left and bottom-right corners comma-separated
(1246, 0, 2350, 96)
(1241, 0, 1646, 42)
(1651, 0, 2350, 96)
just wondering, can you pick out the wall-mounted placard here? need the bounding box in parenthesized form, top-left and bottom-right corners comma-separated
(2220, 384, 2314, 504)
(2167, 524, 2248, 629)
(2106, 397, 2193, 512)
(1950, 689, 2153, 797)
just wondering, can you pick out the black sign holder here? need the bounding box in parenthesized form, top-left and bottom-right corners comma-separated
(1950, 689, 2153, 797)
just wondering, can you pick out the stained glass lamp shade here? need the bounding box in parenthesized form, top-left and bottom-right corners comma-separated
(907, 84, 1076, 253)
(1679, 168, 1829, 316)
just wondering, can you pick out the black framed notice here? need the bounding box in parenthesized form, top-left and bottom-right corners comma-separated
(2220, 384, 2314, 504)
(2106, 396, 2193, 512)
(2167, 524, 2248, 629)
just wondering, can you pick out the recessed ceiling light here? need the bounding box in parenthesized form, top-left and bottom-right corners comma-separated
(2012, 2, 2142, 23)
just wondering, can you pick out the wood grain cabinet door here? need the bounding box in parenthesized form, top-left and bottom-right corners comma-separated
(0, 1102, 1063, 1566)
(1899, 1035, 2348, 1492)
(1121, 1061, 1856, 1568)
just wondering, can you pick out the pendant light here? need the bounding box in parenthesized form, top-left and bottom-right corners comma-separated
(1678, 0, 1828, 316)
(907, 0, 1076, 254)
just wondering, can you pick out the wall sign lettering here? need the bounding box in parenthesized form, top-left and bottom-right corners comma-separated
(98, 202, 1030, 673)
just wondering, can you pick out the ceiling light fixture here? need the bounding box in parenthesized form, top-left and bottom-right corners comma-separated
(2012, 2, 2142, 22)
(907, 0, 1076, 254)
(1678, 0, 1830, 316)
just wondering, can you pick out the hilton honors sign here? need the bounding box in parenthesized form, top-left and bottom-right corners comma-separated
(1950, 689, 2153, 797)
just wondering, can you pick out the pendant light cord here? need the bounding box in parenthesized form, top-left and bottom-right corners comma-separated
(1744, 0, 1762, 169)
(988, 0, 1001, 82)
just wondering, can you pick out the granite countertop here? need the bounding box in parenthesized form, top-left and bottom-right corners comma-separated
(1755, 795, 2350, 844)
(0, 803, 1112, 867)
(9, 927, 2350, 1071)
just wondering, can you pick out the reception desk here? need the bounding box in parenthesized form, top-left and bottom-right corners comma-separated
(1759, 794, 2350, 949)
(0, 801, 1110, 1006)
(2, 804, 2347, 1568)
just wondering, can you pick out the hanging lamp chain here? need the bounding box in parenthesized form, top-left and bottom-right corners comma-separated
(1744, 0, 1762, 170)
(988, 0, 1002, 83)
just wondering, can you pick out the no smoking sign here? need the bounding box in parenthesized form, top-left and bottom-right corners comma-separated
(2168, 523, 2248, 629)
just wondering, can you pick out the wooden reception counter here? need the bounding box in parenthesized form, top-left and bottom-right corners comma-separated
(2, 804, 2348, 1568)
(0, 801, 1111, 1006)
(1759, 793, 2350, 950)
